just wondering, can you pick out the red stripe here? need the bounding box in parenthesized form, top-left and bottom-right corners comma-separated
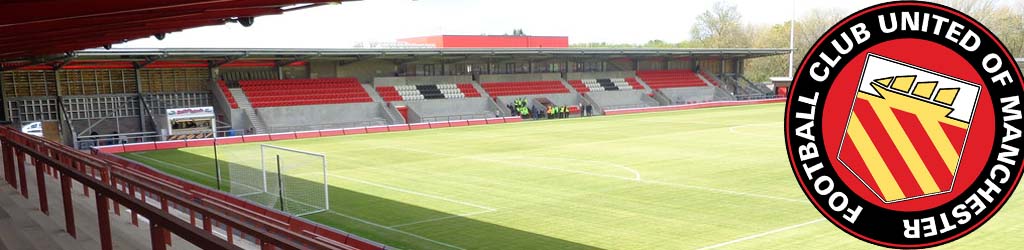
(940, 122, 968, 155)
(839, 134, 887, 200)
(890, 108, 955, 191)
(853, 97, 925, 197)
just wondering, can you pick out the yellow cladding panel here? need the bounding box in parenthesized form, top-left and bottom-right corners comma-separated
(891, 76, 916, 93)
(874, 77, 894, 86)
(913, 81, 937, 99)
(934, 88, 959, 105)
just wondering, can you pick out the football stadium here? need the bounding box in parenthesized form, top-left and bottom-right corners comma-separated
(2, 1, 1024, 250)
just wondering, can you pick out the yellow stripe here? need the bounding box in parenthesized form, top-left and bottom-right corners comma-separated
(919, 119, 961, 173)
(862, 95, 942, 194)
(846, 114, 906, 201)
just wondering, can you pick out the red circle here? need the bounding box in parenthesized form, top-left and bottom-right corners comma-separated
(820, 38, 995, 211)
(785, 1, 1024, 248)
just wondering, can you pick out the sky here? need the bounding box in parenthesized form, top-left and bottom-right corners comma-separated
(119, 0, 895, 49)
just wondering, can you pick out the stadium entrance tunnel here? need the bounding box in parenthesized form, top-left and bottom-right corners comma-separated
(117, 148, 602, 250)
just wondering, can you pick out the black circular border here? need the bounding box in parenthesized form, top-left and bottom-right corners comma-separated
(784, 1, 1024, 248)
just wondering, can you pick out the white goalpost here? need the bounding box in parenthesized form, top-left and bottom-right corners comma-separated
(226, 144, 330, 216)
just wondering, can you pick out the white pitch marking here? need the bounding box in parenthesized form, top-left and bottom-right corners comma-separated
(328, 174, 496, 211)
(379, 146, 805, 203)
(388, 210, 497, 228)
(696, 218, 826, 250)
(133, 153, 466, 250)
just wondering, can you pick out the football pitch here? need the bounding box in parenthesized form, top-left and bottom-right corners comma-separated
(118, 103, 1024, 250)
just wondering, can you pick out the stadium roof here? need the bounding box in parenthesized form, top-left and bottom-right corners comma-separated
(1, 48, 790, 70)
(0, 0, 350, 60)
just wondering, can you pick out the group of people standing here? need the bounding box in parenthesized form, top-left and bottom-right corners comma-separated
(506, 98, 595, 120)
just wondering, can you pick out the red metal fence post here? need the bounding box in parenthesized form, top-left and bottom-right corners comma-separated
(128, 184, 138, 226)
(34, 158, 48, 215)
(160, 197, 171, 246)
(151, 222, 167, 250)
(96, 193, 112, 250)
(2, 143, 14, 187)
(16, 149, 29, 198)
(60, 171, 77, 238)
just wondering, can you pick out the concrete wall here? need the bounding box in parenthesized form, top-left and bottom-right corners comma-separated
(585, 90, 659, 110)
(337, 59, 397, 83)
(309, 60, 337, 79)
(565, 70, 636, 80)
(479, 73, 561, 83)
(373, 75, 472, 86)
(658, 86, 717, 104)
(404, 97, 497, 123)
(256, 102, 389, 133)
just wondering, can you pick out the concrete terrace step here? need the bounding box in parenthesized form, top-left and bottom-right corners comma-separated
(0, 182, 98, 250)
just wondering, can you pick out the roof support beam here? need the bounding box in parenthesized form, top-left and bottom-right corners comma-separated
(208, 55, 246, 68)
(274, 55, 314, 67)
(132, 55, 166, 69)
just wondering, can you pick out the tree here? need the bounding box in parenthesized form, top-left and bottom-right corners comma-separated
(690, 1, 750, 48)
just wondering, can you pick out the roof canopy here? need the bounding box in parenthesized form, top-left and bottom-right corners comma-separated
(2, 48, 790, 70)
(0, 0, 346, 61)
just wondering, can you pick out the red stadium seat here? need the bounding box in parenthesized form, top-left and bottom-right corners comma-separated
(635, 70, 709, 90)
(240, 78, 373, 107)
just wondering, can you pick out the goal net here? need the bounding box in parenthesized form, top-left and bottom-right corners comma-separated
(226, 144, 329, 216)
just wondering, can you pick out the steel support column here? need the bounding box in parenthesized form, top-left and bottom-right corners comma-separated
(60, 171, 77, 238)
(16, 149, 28, 198)
(96, 192, 112, 250)
(34, 158, 48, 214)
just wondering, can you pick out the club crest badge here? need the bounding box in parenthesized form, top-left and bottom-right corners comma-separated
(785, 1, 1024, 248)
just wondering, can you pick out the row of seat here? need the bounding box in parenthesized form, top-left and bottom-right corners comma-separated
(239, 78, 372, 107)
(240, 77, 360, 86)
(568, 78, 642, 93)
(636, 70, 708, 89)
(377, 83, 481, 102)
(217, 80, 239, 109)
(250, 97, 373, 108)
(481, 81, 569, 96)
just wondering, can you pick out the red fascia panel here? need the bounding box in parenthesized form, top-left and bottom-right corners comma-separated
(409, 123, 430, 130)
(387, 124, 409, 132)
(319, 128, 346, 137)
(122, 142, 156, 152)
(153, 141, 186, 150)
(269, 132, 296, 141)
(185, 138, 215, 147)
(95, 145, 125, 154)
(364, 125, 388, 134)
(428, 121, 450, 128)
(466, 119, 487, 126)
(294, 131, 321, 139)
(503, 116, 524, 123)
(243, 134, 271, 142)
(343, 127, 366, 135)
(485, 118, 505, 124)
(448, 120, 469, 127)
(215, 136, 244, 145)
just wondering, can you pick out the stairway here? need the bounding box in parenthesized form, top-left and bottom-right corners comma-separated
(229, 88, 267, 134)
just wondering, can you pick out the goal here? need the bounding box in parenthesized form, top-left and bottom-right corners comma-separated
(228, 144, 329, 216)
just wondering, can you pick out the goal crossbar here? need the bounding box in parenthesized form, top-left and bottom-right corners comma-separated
(258, 144, 330, 216)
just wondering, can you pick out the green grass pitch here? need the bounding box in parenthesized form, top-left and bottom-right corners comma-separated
(118, 103, 1024, 249)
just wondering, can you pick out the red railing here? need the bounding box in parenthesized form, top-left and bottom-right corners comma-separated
(0, 126, 381, 250)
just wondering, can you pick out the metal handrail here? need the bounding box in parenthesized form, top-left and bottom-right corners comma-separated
(1, 127, 351, 250)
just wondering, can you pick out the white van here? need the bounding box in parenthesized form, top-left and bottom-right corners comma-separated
(21, 122, 42, 137)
